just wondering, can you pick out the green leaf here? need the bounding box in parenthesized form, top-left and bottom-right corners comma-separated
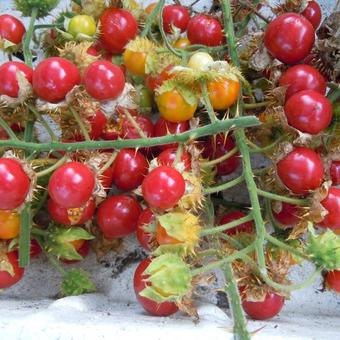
(61, 269, 96, 296)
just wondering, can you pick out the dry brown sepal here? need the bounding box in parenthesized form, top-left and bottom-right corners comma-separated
(90, 227, 122, 260)
(58, 42, 100, 73)
(80, 0, 107, 19)
(271, 0, 308, 15)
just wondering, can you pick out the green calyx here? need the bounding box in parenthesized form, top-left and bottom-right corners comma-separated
(140, 254, 192, 303)
(44, 225, 94, 261)
(306, 226, 340, 270)
(15, 0, 60, 18)
(61, 269, 96, 296)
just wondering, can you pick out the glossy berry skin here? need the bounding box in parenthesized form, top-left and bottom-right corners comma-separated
(133, 258, 178, 316)
(48, 198, 96, 225)
(330, 161, 340, 186)
(162, 5, 190, 34)
(99, 8, 137, 54)
(277, 147, 324, 195)
(121, 115, 154, 140)
(301, 1, 322, 29)
(0, 251, 24, 289)
(0, 15, 25, 44)
(33, 57, 80, 103)
(242, 292, 285, 320)
(318, 187, 340, 230)
(158, 147, 191, 171)
(264, 13, 315, 64)
(284, 90, 332, 135)
(136, 208, 154, 251)
(187, 15, 223, 47)
(0, 210, 20, 239)
(112, 149, 148, 191)
(204, 134, 240, 176)
(0, 158, 30, 210)
(154, 118, 189, 151)
(0, 61, 33, 98)
(48, 162, 95, 209)
(219, 211, 254, 235)
(279, 64, 326, 100)
(89, 111, 107, 140)
(326, 270, 340, 293)
(145, 65, 174, 92)
(97, 195, 142, 239)
(142, 166, 186, 210)
(272, 203, 301, 226)
(83, 61, 125, 101)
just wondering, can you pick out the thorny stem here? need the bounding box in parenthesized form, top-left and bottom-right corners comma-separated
(0, 116, 18, 140)
(0, 116, 260, 152)
(140, 0, 165, 38)
(201, 147, 238, 167)
(23, 7, 38, 67)
(244, 101, 270, 109)
(123, 108, 147, 138)
(36, 155, 67, 178)
(247, 134, 287, 153)
(174, 143, 184, 165)
(204, 175, 244, 194)
(201, 214, 253, 236)
(191, 243, 255, 276)
(69, 107, 91, 141)
(201, 81, 217, 123)
(223, 263, 250, 340)
(19, 204, 31, 268)
(257, 189, 309, 206)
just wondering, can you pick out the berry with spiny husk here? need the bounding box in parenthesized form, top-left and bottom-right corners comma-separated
(61, 268, 96, 296)
(306, 225, 340, 270)
(15, 0, 60, 18)
(79, 0, 107, 19)
(140, 253, 192, 303)
(178, 172, 204, 211)
(154, 210, 201, 256)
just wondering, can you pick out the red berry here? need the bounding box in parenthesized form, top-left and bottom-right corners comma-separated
(326, 270, 340, 293)
(136, 208, 154, 251)
(157, 147, 191, 171)
(301, 1, 322, 29)
(0, 14, 25, 45)
(0, 251, 24, 289)
(162, 5, 190, 34)
(272, 203, 301, 226)
(330, 161, 340, 186)
(219, 211, 254, 235)
(318, 187, 340, 230)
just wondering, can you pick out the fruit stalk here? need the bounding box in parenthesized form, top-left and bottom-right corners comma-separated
(23, 7, 38, 67)
(18, 203, 31, 267)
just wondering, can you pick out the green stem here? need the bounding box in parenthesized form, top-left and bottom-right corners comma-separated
(328, 87, 340, 103)
(223, 263, 251, 340)
(141, 0, 165, 38)
(248, 135, 287, 153)
(98, 151, 118, 174)
(34, 23, 63, 31)
(257, 189, 308, 206)
(244, 101, 270, 109)
(204, 175, 244, 194)
(31, 228, 47, 236)
(46, 254, 67, 275)
(24, 118, 35, 158)
(69, 107, 91, 141)
(191, 244, 255, 276)
(174, 143, 184, 164)
(265, 233, 309, 261)
(201, 214, 253, 236)
(28, 104, 58, 141)
(0, 116, 260, 152)
(201, 147, 238, 167)
(36, 155, 67, 178)
(23, 7, 38, 67)
(201, 81, 217, 123)
(19, 204, 31, 268)
(123, 108, 147, 138)
(264, 197, 282, 233)
(0, 116, 18, 140)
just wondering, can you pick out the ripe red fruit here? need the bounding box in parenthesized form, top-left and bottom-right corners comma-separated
(242, 292, 285, 320)
(33, 57, 80, 103)
(0, 251, 24, 289)
(0, 61, 33, 98)
(121, 115, 154, 140)
(145, 65, 174, 92)
(136, 208, 154, 251)
(48, 198, 96, 225)
(154, 117, 189, 151)
(279, 64, 326, 100)
(187, 15, 223, 47)
(48, 162, 95, 209)
(204, 134, 240, 176)
(0, 14, 25, 45)
(89, 110, 107, 140)
(277, 147, 324, 195)
(301, 1, 322, 29)
(284, 90, 332, 134)
(97, 195, 142, 239)
(0, 158, 30, 210)
(83, 61, 125, 101)
(0, 127, 8, 140)
(219, 211, 254, 235)
(158, 147, 191, 171)
(330, 161, 340, 186)
(142, 166, 186, 210)
(162, 5, 190, 34)
(99, 8, 137, 54)
(100, 162, 115, 190)
(326, 270, 340, 293)
(272, 203, 301, 226)
(133, 258, 178, 316)
(112, 149, 148, 191)
(318, 187, 340, 230)
(264, 13, 315, 64)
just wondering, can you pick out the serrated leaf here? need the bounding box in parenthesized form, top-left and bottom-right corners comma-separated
(61, 268, 96, 296)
